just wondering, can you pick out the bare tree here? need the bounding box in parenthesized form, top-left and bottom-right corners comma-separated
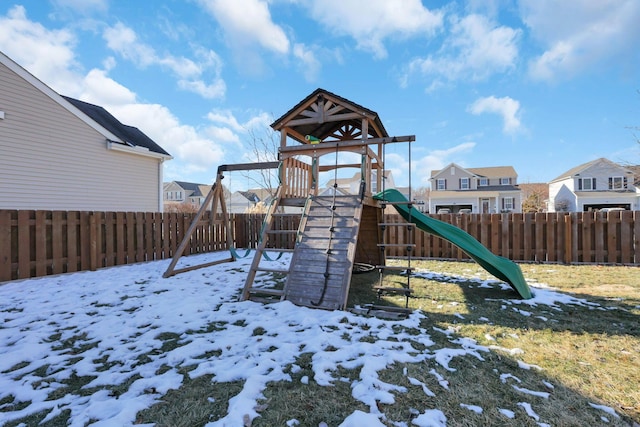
(520, 183, 548, 213)
(241, 123, 280, 198)
(164, 202, 199, 214)
(411, 186, 430, 212)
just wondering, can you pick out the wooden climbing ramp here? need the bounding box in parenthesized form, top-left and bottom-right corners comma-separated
(241, 194, 363, 310)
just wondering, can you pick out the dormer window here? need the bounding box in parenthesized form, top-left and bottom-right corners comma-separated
(609, 176, 626, 190)
(578, 177, 596, 190)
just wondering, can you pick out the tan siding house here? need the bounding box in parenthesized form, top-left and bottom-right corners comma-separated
(429, 163, 522, 213)
(0, 50, 171, 211)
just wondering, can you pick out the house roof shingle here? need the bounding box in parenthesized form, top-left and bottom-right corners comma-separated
(63, 96, 171, 157)
(431, 164, 517, 179)
(173, 181, 207, 197)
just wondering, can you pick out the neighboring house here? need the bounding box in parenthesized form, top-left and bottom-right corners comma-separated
(0, 50, 171, 211)
(228, 191, 261, 214)
(226, 187, 301, 214)
(548, 158, 639, 212)
(325, 171, 396, 196)
(163, 181, 210, 212)
(429, 163, 522, 213)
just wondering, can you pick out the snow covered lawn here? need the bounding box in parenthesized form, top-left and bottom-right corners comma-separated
(0, 252, 633, 426)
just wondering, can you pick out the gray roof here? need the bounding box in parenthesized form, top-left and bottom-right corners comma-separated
(431, 164, 517, 179)
(63, 96, 171, 157)
(174, 181, 207, 197)
(549, 157, 631, 183)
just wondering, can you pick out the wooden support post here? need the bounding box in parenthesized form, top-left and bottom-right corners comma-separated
(163, 181, 221, 278)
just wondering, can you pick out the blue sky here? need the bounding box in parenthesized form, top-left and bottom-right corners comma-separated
(1, 0, 639, 190)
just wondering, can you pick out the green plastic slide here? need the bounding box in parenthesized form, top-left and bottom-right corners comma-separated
(375, 189, 532, 299)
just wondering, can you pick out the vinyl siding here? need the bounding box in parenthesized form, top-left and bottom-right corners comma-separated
(0, 61, 162, 211)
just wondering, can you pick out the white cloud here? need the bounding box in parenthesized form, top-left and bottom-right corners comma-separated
(306, 0, 443, 59)
(0, 5, 81, 96)
(385, 142, 477, 187)
(416, 143, 477, 182)
(197, 0, 289, 54)
(205, 109, 275, 152)
(293, 43, 321, 82)
(521, 0, 640, 81)
(0, 7, 227, 180)
(207, 109, 245, 132)
(80, 69, 227, 171)
(404, 13, 520, 87)
(468, 96, 522, 134)
(81, 68, 137, 104)
(103, 22, 226, 99)
(52, 0, 108, 14)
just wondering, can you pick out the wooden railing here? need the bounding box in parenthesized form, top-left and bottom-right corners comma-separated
(281, 158, 312, 198)
(1, 210, 637, 282)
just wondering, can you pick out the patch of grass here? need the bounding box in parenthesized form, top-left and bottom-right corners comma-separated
(3, 408, 71, 427)
(252, 326, 267, 336)
(255, 354, 367, 426)
(136, 373, 244, 427)
(51, 331, 99, 355)
(363, 259, 640, 424)
(186, 321, 228, 334)
(1, 361, 29, 374)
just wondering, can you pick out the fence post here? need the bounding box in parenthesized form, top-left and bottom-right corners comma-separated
(564, 213, 572, 264)
(0, 211, 11, 281)
(90, 213, 97, 271)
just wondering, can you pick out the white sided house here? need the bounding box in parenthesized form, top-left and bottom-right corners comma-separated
(163, 181, 209, 212)
(429, 163, 522, 214)
(548, 158, 639, 212)
(0, 50, 171, 211)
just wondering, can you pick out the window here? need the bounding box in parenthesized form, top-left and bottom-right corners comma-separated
(436, 179, 446, 190)
(609, 176, 626, 190)
(500, 177, 511, 185)
(502, 197, 514, 211)
(479, 178, 488, 186)
(460, 177, 470, 189)
(578, 177, 596, 190)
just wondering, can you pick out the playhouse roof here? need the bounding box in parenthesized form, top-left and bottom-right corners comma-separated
(271, 88, 389, 145)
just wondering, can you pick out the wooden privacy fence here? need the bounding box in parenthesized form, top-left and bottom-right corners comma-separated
(1, 210, 638, 282)
(0, 210, 228, 282)
(381, 211, 640, 265)
(230, 211, 639, 266)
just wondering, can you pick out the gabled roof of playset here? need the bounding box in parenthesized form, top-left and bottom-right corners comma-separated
(271, 88, 389, 145)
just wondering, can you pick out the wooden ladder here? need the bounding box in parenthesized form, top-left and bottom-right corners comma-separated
(240, 189, 312, 303)
(374, 200, 416, 308)
(284, 195, 363, 310)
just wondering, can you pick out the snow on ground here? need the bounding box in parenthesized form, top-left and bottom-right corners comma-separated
(0, 252, 620, 426)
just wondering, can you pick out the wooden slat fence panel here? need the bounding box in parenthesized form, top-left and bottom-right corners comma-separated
(0, 210, 638, 283)
(0, 211, 12, 281)
(51, 211, 64, 275)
